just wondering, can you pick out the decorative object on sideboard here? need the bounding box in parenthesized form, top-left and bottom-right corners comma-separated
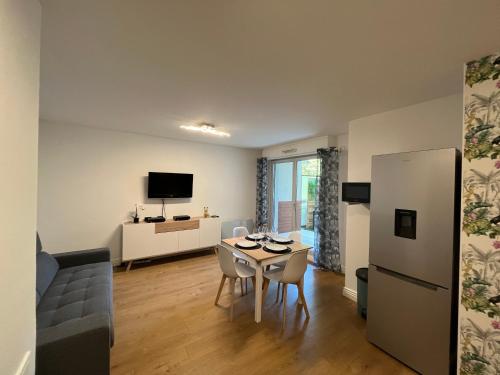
(203, 206, 209, 218)
(131, 204, 140, 223)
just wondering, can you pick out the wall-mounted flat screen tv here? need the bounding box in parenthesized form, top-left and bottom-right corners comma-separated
(148, 172, 193, 198)
(342, 182, 370, 203)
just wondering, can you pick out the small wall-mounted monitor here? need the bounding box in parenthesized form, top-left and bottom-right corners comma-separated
(342, 182, 370, 203)
(148, 172, 193, 198)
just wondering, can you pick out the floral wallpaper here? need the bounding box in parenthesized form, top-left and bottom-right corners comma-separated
(459, 54, 500, 375)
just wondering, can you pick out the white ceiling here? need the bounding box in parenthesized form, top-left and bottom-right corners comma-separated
(40, 0, 500, 148)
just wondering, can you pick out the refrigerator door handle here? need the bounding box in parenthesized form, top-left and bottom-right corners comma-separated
(374, 266, 442, 291)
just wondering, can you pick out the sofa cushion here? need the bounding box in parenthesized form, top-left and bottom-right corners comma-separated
(36, 252, 60, 303)
(36, 261, 113, 344)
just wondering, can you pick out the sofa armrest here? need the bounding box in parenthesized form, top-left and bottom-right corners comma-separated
(36, 314, 111, 375)
(53, 247, 110, 268)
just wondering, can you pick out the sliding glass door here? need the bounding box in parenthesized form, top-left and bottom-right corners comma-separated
(270, 156, 320, 246)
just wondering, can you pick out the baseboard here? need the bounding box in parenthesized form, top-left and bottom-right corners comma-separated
(342, 286, 357, 302)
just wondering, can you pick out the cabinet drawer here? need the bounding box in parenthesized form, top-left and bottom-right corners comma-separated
(123, 224, 156, 261)
(199, 218, 221, 247)
(151, 231, 178, 256)
(178, 229, 200, 251)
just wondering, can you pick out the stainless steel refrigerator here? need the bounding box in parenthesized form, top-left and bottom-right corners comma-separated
(367, 148, 460, 375)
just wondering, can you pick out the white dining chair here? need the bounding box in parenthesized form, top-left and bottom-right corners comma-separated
(273, 231, 303, 300)
(214, 245, 256, 321)
(262, 251, 310, 329)
(231, 225, 252, 294)
(233, 226, 250, 238)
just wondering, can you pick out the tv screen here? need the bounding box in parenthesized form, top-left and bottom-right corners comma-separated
(342, 182, 370, 203)
(148, 172, 193, 198)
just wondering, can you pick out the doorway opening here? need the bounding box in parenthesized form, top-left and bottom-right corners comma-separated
(270, 156, 320, 247)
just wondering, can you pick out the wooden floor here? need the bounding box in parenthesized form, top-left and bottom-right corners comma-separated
(111, 251, 415, 375)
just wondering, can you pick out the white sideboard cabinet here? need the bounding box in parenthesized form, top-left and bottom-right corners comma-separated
(122, 216, 221, 271)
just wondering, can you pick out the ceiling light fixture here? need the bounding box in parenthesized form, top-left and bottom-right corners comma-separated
(180, 122, 230, 137)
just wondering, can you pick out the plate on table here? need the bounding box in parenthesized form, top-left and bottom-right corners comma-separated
(270, 237, 294, 245)
(235, 240, 261, 250)
(246, 233, 266, 241)
(263, 243, 291, 254)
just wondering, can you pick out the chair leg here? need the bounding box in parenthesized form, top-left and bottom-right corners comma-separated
(297, 283, 310, 319)
(240, 278, 245, 296)
(276, 282, 281, 303)
(245, 278, 248, 294)
(250, 276, 256, 291)
(262, 278, 270, 304)
(229, 278, 236, 322)
(281, 282, 285, 303)
(297, 279, 303, 304)
(214, 274, 226, 306)
(282, 283, 288, 330)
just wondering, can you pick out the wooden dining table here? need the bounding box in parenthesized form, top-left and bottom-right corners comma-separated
(221, 237, 312, 323)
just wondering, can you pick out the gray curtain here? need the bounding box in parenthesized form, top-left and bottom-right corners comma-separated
(256, 157, 268, 227)
(314, 147, 341, 272)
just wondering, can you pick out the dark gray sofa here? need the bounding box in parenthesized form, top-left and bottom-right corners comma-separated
(36, 234, 114, 375)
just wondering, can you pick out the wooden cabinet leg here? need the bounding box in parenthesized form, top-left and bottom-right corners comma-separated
(126, 260, 133, 272)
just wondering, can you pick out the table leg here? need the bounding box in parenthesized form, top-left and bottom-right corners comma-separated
(255, 264, 263, 323)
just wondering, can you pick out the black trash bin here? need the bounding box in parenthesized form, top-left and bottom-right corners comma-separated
(356, 267, 368, 319)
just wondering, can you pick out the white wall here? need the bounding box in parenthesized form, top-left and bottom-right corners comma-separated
(38, 121, 259, 264)
(344, 94, 462, 297)
(0, 1, 41, 374)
